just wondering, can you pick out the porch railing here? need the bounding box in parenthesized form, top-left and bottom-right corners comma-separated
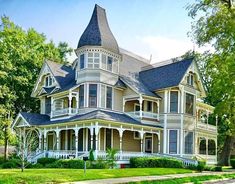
(197, 122, 217, 132)
(126, 111, 159, 120)
(52, 108, 77, 117)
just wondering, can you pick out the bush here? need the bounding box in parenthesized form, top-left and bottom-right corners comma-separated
(214, 166, 222, 172)
(89, 149, 95, 162)
(90, 158, 107, 169)
(37, 157, 57, 166)
(130, 157, 183, 168)
(197, 161, 206, 172)
(1, 159, 21, 169)
(0, 156, 4, 165)
(52, 159, 85, 169)
(31, 163, 43, 168)
(230, 159, 235, 169)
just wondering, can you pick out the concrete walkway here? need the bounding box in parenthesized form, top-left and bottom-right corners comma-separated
(67, 171, 235, 184)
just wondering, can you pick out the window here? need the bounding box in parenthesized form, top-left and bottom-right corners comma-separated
(134, 104, 140, 111)
(80, 54, 85, 69)
(147, 101, 152, 112)
(113, 58, 118, 73)
(79, 85, 84, 108)
(187, 73, 194, 86)
(169, 130, 177, 154)
(185, 93, 194, 115)
(184, 132, 193, 154)
(101, 84, 106, 108)
(170, 91, 178, 113)
(88, 52, 100, 69)
(107, 56, 113, 72)
(134, 132, 140, 139)
(89, 84, 97, 107)
(101, 54, 107, 70)
(106, 86, 112, 109)
(45, 75, 53, 87)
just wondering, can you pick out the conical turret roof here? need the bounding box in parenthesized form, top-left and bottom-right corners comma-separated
(77, 4, 119, 54)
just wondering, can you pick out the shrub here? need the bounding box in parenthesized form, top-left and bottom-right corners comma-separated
(197, 161, 206, 172)
(37, 157, 57, 166)
(53, 159, 85, 169)
(2, 159, 21, 169)
(0, 156, 4, 165)
(130, 157, 183, 168)
(106, 148, 117, 169)
(230, 159, 235, 169)
(214, 166, 222, 172)
(89, 149, 95, 162)
(90, 158, 107, 169)
(31, 163, 43, 168)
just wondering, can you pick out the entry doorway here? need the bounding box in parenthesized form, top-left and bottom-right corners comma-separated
(145, 137, 152, 153)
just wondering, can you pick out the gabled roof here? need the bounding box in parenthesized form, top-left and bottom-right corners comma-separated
(77, 4, 119, 54)
(120, 76, 161, 98)
(139, 58, 193, 91)
(17, 110, 162, 128)
(45, 61, 76, 94)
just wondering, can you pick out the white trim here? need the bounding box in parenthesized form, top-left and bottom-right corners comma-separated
(104, 128, 106, 151)
(12, 113, 31, 128)
(111, 129, 113, 148)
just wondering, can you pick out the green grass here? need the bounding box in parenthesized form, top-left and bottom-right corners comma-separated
(130, 173, 235, 184)
(0, 168, 192, 184)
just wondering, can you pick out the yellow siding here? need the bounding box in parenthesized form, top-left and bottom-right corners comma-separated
(122, 130, 141, 152)
(113, 129, 120, 150)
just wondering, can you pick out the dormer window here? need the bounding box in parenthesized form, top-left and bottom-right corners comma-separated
(187, 73, 194, 86)
(88, 52, 100, 69)
(45, 75, 53, 87)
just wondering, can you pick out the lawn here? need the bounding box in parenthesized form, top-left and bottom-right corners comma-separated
(130, 173, 235, 184)
(0, 168, 193, 184)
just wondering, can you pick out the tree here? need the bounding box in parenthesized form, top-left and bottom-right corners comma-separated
(0, 16, 72, 158)
(106, 148, 117, 169)
(188, 0, 235, 165)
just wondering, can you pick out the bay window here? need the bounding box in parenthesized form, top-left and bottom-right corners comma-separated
(169, 130, 178, 154)
(79, 85, 84, 108)
(107, 56, 113, 71)
(89, 84, 97, 107)
(184, 132, 193, 154)
(106, 86, 112, 109)
(170, 91, 178, 113)
(80, 54, 85, 69)
(88, 52, 100, 69)
(185, 93, 194, 115)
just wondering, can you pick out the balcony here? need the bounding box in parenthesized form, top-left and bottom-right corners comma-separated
(197, 121, 217, 132)
(126, 111, 159, 120)
(52, 108, 77, 117)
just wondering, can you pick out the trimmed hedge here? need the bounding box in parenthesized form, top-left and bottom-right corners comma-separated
(1, 159, 21, 169)
(37, 157, 57, 166)
(54, 159, 85, 169)
(230, 159, 235, 169)
(130, 157, 183, 168)
(196, 161, 206, 172)
(214, 166, 222, 172)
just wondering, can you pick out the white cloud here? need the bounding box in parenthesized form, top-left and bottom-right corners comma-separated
(139, 36, 193, 64)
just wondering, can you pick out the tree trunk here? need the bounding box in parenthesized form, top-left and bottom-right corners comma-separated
(4, 126, 8, 161)
(218, 135, 235, 166)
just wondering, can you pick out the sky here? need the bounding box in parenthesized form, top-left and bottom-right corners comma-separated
(0, 0, 205, 64)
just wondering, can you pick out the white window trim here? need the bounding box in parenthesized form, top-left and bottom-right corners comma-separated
(168, 129, 179, 155)
(134, 103, 140, 111)
(168, 90, 179, 113)
(134, 131, 141, 139)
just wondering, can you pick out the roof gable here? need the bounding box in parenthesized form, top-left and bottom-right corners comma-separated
(77, 4, 119, 54)
(139, 58, 193, 91)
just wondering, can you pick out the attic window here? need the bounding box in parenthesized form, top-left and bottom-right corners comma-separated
(45, 75, 53, 87)
(187, 73, 194, 86)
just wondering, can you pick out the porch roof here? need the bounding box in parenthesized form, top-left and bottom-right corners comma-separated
(19, 110, 162, 128)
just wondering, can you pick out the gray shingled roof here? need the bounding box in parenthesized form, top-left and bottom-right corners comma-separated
(46, 61, 76, 94)
(77, 4, 119, 54)
(120, 76, 161, 98)
(139, 58, 193, 91)
(19, 110, 162, 128)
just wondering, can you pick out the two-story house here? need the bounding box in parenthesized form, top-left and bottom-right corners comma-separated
(12, 4, 217, 165)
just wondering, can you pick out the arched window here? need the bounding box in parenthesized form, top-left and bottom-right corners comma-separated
(208, 139, 216, 155)
(199, 138, 206, 155)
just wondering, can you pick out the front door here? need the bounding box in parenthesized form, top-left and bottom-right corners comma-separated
(145, 137, 152, 153)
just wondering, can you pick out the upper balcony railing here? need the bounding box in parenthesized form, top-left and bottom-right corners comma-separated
(197, 121, 217, 132)
(126, 111, 159, 121)
(52, 108, 77, 117)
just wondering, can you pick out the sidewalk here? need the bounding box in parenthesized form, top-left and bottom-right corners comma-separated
(67, 171, 235, 184)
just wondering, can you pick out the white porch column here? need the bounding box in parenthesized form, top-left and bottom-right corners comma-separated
(122, 99, 126, 112)
(94, 123, 99, 159)
(68, 91, 72, 115)
(158, 132, 161, 153)
(56, 128, 60, 151)
(151, 133, 154, 154)
(38, 131, 42, 151)
(140, 130, 144, 154)
(43, 130, 47, 157)
(76, 92, 79, 113)
(90, 126, 94, 150)
(118, 127, 123, 160)
(180, 86, 184, 156)
(163, 90, 168, 154)
(139, 95, 143, 118)
(206, 137, 208, 159)
(50, 97, 54, 118)
(75, 128, 79, 157)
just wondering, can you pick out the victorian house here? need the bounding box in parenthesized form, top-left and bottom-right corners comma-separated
(12, 5, 217, 165)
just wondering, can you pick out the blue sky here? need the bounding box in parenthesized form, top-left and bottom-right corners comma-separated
(0, 0, 200, 63)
